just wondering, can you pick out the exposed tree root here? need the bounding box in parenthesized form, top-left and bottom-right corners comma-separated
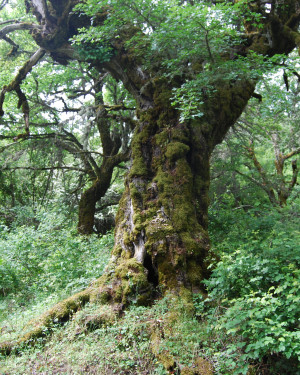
(148, 297, 215, 375)
(0, 261, 210, 375)
(0, 281, 127, 356)
(0, 288, 91, 355)
(0, 259, 152, 356)
(1, 284, 215, 375)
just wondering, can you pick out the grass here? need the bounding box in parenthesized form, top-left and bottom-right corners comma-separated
(0, 204, 298, 374)
(0, 295, 211, 375)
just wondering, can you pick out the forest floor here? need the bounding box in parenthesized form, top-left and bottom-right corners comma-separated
(0, 205, 299, 374)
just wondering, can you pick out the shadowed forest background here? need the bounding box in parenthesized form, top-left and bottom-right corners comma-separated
(0, 0, 299, 374)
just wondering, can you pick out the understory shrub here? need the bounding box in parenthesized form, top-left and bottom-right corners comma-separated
(203, 206, 300, 374)
(0, 206, 112, 300)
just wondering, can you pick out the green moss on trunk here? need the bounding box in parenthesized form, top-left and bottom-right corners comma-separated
(95, 82, 213, 304)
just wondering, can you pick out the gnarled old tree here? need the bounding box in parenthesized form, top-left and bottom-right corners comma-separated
(0, 0, 299, 352)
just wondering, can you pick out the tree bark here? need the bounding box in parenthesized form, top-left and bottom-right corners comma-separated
(78, 181, 102, 234)
(77, 166, 114, 235)
(77, 152, 126, 234)
(77, 84, 128, 235)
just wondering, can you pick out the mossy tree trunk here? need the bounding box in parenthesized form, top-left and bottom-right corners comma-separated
(77, 171, 113, 235)
(94, 79, 256, 304)
(77, 148, 128, 234)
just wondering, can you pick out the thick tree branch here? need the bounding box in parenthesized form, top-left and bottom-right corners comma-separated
(0, 21, 39, 56)
(0, 22, 39, 37)
(252, 92, 263, 101)
(31, 0, 49, 19)
(96, 193, 123, 211)
(0, 48, 46, 135)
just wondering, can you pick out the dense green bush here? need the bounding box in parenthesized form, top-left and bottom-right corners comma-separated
(0, 206, 113, 299)
(202, 205, 300, 374)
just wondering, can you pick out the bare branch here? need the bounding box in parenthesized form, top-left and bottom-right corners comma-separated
(1, 166, 88, 172)
(1, 34, 19, 55)
(0, 22, 39, 37)
(60, 129, 100, 178)
(0, 19, 21, 26)
(59, 96, 81, 112)
(103, 104, 136, 112)
(0, 0, 8, 11)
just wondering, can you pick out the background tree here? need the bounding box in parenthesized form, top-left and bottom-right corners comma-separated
(0, 18, 134, 233)
(211, 63, 300, 209)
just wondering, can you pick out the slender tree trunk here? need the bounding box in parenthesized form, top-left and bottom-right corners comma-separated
(77, 162, 116, 234)
(77, 181, 99, 234)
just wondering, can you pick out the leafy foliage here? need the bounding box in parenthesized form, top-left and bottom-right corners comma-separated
(74, 41, 114, 62)
(72, 0, 290, 120)
(0, 205, 112, 299)
(210, 63, 300, 208)
(203, 203, 300, 374)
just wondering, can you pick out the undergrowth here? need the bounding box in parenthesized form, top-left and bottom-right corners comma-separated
(0, 202, 299, 374)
